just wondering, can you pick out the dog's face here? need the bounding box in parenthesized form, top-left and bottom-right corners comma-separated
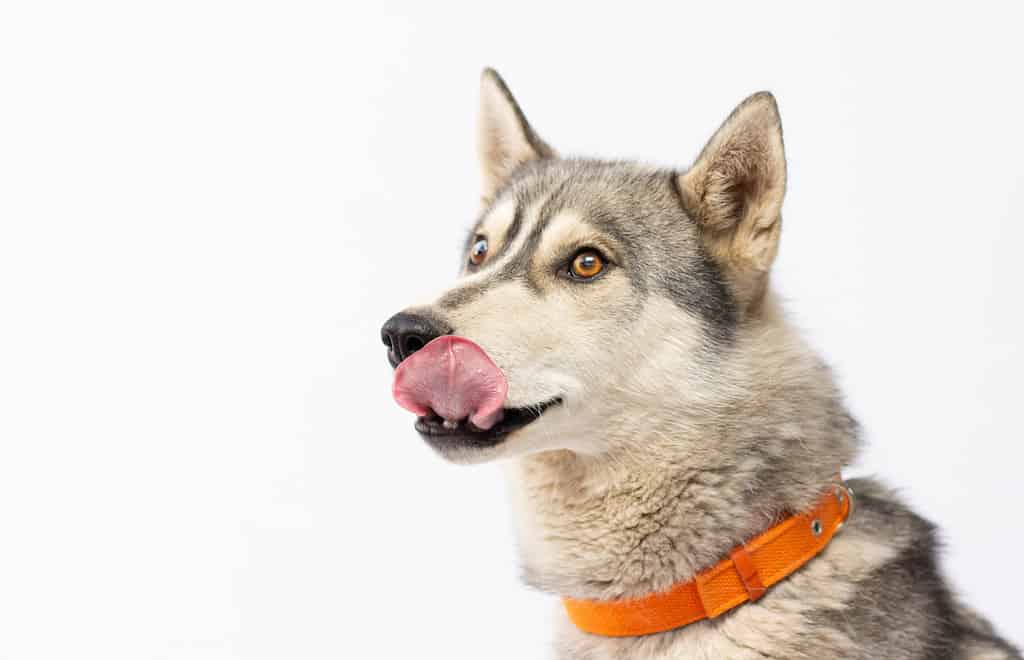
(383, 70, 786, 464)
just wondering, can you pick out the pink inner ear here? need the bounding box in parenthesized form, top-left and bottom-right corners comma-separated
(392, 335, 508, 431)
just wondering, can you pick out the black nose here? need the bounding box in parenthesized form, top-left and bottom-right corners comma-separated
(381, 312, 452, 366)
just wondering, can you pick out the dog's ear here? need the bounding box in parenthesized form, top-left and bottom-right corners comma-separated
(678, 92, 786, 314)
(477, 68, 555, 204)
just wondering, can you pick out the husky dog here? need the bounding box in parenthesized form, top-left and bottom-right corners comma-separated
(381, 69, 1020, 659)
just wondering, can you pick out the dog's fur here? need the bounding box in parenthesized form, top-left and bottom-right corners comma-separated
(386, 69, 1020, 659)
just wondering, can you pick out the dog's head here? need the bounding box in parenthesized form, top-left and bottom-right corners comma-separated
(382, 69, 786, 464)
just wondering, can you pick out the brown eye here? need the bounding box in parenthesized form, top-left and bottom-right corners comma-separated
(469, 237, 488, 266)
(570, 251, 605, 279)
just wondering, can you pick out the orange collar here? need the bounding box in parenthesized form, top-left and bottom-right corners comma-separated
(562, 480, 854, 637)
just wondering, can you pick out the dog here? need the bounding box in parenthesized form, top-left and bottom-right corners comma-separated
(380, 69, 1020, 659)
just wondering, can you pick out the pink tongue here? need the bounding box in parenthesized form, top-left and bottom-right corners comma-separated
(392, 336, 508, 430)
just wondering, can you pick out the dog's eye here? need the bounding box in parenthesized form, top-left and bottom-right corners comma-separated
(469, 237, 488, 266)
(570, 250, 605, 280)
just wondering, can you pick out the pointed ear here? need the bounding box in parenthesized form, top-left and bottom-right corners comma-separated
(477, 68, 555, 203)
(678, 92, 786, 313)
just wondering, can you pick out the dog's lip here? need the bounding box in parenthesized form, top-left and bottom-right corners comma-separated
(414, 397, 563, 448)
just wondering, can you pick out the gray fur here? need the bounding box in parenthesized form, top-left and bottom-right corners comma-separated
(385, 70, 1020, 659)
(459, 159, 736, 337)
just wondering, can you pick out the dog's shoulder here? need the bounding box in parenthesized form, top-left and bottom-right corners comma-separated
(798, 477, 1021, 660)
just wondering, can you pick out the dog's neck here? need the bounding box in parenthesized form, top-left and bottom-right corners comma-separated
(506, 307, 860, 601)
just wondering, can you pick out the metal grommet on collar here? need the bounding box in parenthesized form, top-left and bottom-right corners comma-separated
(833, 482, 855, 534)
(811, 519, 823, 535)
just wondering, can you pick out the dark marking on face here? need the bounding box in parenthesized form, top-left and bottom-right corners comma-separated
(502, 202, 525, 252)
(666, 170, 737, 343)
(464, 200, 526, 270)
(494, 174, 574, 291)
(443, 160, 739, 347)
(437, 277, 490, 310)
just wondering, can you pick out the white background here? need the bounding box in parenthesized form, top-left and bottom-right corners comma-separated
(1, 2, 1021, 658)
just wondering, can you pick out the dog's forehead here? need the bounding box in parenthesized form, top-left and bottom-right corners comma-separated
(535, 208, 593, 254)
(480, 160, 683, 250)
(477, 196, 517, 238)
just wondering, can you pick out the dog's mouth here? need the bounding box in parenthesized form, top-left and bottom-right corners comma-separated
(414, 397, 563, 449)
